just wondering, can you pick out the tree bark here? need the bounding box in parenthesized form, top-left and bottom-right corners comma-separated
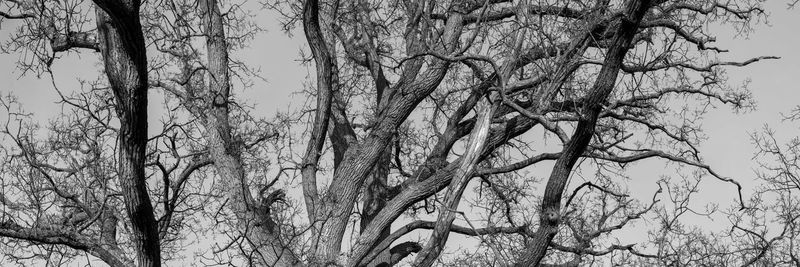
(413, 98, 497, 266)
(300, 0, 333, 231)
(198, 0, 299, 265)
(93, 1, 161, 266)
(300, 0, 339, 264)
(357, 1, 395, 262)
(308, 6, 464, 264)
(0, 221, 132, 267)
(515, 1, 653, 265)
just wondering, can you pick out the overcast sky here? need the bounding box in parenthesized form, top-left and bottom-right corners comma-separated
(3, 1, 794, 201)
(1, 1, 799, 265)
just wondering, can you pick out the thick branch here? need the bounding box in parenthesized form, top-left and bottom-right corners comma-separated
(0, 221, 132, 267)
(516, 1, 653, 265)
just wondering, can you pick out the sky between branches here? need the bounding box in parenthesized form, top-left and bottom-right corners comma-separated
(0, 1, 798, 265)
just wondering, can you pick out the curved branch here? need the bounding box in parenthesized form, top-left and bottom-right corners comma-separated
(361, 220, 529, 266)
(0, 221, 132, 267)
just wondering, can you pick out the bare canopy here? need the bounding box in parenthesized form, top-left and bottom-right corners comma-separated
(0, 0, 795, 266)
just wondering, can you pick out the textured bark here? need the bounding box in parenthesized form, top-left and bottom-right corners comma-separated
(300, 0, 332, 227)
(361, 220, 529, 265)
(321, 7, 396, 260)
(100, 212, 119, 248)
(357, 1, 394, 262)
(373, 242, 422, 267)
(412, 98, 497, 267)
(360, 153, 392, 267)
(348, 17, 588, 267)
(0, 221, 132, 267)
(93, 1, 161, 266)
(515, 1, 653, 265)
(348, 113, 548, 266)
(346, 98, 542, 267)
(412, 21, 531, 265)
(50, 31, 99, 52)
(198, 0, 299, 265)
(307, 7, 464, 264)
(300, 0, 339, 264)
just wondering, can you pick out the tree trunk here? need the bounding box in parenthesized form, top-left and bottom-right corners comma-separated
(93, 1, 161, 266)
(198, 0, 300, 265)
(308, 8, 464, 264)
(360, 13, 395, 264)
(515, 1, 653, 265)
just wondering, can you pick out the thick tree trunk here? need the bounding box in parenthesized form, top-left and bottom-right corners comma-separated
(515, 1, 653, 265)
(301, 0, 338, 264)
(360, 153, 392, 267)
(300, 0, 332, 231)
(308, 8, 464, 264)
(93, 1, 161, 266)
(198, 0, 299, 265)
(360, 17, 394, 266)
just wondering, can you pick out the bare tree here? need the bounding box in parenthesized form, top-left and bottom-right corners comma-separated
(93, 1, 162, 265)
(0, 92, 134, 266)
(276, 0, 773, 266)
(0, 0, 268, 266)
(1, 0, 795, 266)
(0, 0, 161, 265)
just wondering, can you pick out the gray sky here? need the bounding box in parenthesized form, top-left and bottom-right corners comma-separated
(1, 1, 799, 266)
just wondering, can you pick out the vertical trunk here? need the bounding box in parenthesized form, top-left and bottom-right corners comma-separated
(301, 0, 337, 264)
(300, 0, 333, 228)
(93, 1, 161, 266)
(359, 12, 395, 264)
(515, 1, 652, 265)
(199, 0, 299, 265)
(360, 148, 392, 267)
